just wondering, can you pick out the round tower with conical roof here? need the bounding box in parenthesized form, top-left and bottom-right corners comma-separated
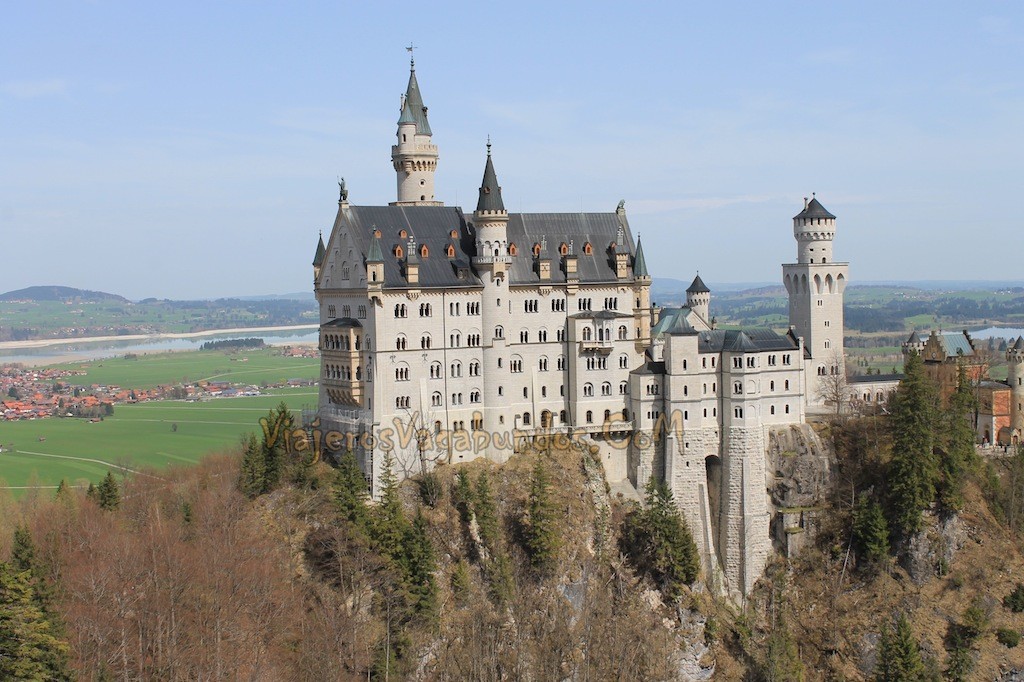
(1009, 336, 1024, 442)
(686, 274, 711, 324)
(472, 144, 513, 455)
(782, 195, 849, 409)
(391, 57, 440, 205)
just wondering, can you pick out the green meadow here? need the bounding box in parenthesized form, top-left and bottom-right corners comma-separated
(52, 347, 319, 389)
(0, 389, 318, 494)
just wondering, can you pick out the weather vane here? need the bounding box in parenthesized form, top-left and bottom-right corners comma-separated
(406, 43, 416, 67)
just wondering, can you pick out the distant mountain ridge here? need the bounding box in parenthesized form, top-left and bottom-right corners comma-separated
(0, 285, 129, 303)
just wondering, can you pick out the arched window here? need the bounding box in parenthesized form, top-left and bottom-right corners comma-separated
(583, 383, 594, 397)
(601, 382, 611, 396)
(618, 325, 628, 340)
(431, 392, 442, 407)
(583, 327, 592, 341)
(523, 412, 531, 426)
(450, 361, 462, 378)
(430, 361, 442, 379)
(494, 325, 504, 339)
(446, 244, 456, 258)
(395, 335, 407, 350)
(619, 381, 629, 395)
(586, 410, 593, 424)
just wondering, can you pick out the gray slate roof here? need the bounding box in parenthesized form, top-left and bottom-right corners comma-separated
(933, 331, 975, 358)
(633, 238, 649, 278)
(697, 328, 799, 353)
(322, 317, 362, 328)
(849, 373, 903, 384)
(687, 274, 710, 293)
(794, 197, 836, 220)
(334, 205, 639, 289)
(476, 152, 505, 213)
(313, 234, 326, 267)
(402, 67, 431, 136)
(338, 206, 480, 289)
(505, 212, 635, 285)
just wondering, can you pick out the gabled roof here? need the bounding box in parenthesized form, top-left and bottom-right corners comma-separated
(633, 238, 649, 278)
(337, 205, 481, 289)
(402, 66, 431, 136)
(687, 274, 710, 294)
(476, 150, 505, 213)
(698, 328, 800, 354)
(312, 234, 326, 267)
(794, 196, 836, 220)
(931, 331, 975, 358)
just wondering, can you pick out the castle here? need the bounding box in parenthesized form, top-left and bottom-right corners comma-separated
(313, 59, 847, 597)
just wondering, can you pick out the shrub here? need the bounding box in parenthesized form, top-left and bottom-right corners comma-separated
(997, 628, 1021, 648)
(1005, 583, 1024, 613)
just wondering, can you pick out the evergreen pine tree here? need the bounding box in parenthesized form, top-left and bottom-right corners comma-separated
(402, 510, 437, 618)
(523, 457, 561, 573)
(621, 478, 700, 598)
(97, 471, 120, 511)
(874, 613, 926, 681)
(0, 562, 72, 681)
(452, 469, 473, 525)
(261, 402, 293, 490)
(764, 612, 805, 682)
(937, 362, 977, 512)
(886, 350, 940, 540)
(474, 470, 499, 551)
(238, 432, 267, 498)
(372, 451, 409, 562)
(11, 525, 35, 574)
(333, 450, 369, 528)
(853, 494, 890, 567)
(85, 482, 97, 501)
(53, 479, 71, 505)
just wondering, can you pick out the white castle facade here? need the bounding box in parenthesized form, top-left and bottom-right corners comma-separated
(313, 60, 847, 597)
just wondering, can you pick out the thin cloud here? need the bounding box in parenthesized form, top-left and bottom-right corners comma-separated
(2, 78, 67, 99)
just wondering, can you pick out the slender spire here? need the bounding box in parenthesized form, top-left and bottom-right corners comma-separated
(402, 58, 431, 136)
(633, 237, 649, 278)
(476, 142, 505, 213)
(367, 233, 384, 263)
(313, 232, 326, 267)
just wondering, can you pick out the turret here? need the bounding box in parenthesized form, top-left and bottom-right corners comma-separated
(793, 194, 837, 264)
(633, 236, 652, 348)
(472, 142, 510, 277)
(614, 224, 630, 280)
(1009, 336, 1024, 438)
(403, 236, 419, 285)
(782, 195, 848, 410)
(686, 274, 710, 324)
(312, 232, 326, 284)
(366, 233, 384, 286)
(536, 236, 551, 281)
(391, 56, 440, 205)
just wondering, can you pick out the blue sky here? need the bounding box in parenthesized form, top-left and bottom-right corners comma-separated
(1, 2, 1021, 299)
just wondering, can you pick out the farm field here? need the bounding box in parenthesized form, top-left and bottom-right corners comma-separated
(0, 388, 317, 493)
(51, 347, 319, 389)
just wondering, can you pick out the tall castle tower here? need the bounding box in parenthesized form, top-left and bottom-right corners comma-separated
(686, 274, 711, 325)
(1009, 336, 1024, 443)
(473, 144, 513, 456)
(391, 56, 440, 205)
(782, 196, 848, 407)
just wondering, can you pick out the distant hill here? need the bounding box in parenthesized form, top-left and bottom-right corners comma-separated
(0, 285, 130, 303)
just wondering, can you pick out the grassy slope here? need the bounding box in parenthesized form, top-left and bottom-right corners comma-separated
(0, 388, 316, 490)
(51, 347, 319, 389)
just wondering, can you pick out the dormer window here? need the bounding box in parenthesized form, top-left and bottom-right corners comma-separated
(446, 244, 456, 258)
(583, 242, 593, 255)
(450, 229, 459, 239)
(559, 242, 569, 256)
(508, 243, 518, 256)
(394, 245, 403, 258)
(533, 243, 541, 257)
(420, 244, 429, 258)
(373, 229, 382, 238)
(399, 229, 408, 239)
